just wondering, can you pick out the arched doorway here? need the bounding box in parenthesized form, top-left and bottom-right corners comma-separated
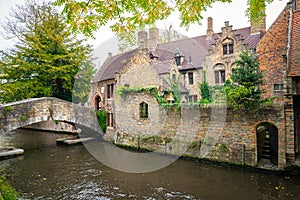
(94, 93, 102, 110)
(256, 122, 278, 166)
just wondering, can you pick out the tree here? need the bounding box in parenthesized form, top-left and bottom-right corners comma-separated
(160, 25, 187, 43)
(0, 1, 94, 103)
(72, 61, 96, 104)
(54, 0, 273, 37)
(117, 33, 137, 53)
(225, 51, 264, 110)
(199, 71, 211, 104)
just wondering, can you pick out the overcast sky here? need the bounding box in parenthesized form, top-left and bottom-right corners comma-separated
(0, 0, 289, 53)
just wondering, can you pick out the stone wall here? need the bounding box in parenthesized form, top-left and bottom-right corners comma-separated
(110, 93, 286, 169)
(181, 69, 203, 102)
(0, 97, 100, 134)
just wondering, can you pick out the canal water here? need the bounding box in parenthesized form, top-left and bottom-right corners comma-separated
(0, 129, 299, 200)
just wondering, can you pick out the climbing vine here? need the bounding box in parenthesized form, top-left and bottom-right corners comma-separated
(117, 86, 167, 105)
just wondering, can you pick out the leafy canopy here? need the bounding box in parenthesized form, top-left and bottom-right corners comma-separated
(225, 51, 265, 110)
(0, 1, 94, 103)
(54, 0, 274, 37)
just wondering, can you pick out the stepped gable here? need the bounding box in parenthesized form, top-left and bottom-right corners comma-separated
(93, 25, 261, 82)
(288, 10, 300, 76)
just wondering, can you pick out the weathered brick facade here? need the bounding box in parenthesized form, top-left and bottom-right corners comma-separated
(89, 0, 300, 170)
(111, 102, 286, 169)
(205, 21, 256, 86)
(257, 0, 300, 165)
(258, 4, 290, 102)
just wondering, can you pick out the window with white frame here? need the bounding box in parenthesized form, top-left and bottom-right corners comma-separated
(222, 38, 234, 55)
(214, 64, 226, 84)
(274, 83, 284, 91)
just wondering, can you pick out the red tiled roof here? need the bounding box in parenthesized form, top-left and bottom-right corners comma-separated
(93, 26, 261, 82)
(288, 10, 300, 76)
(152, 60, 173, 74)
(91, 49, 138, 83)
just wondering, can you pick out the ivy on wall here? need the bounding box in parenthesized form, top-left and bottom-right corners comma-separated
(117, 86, 167, 105)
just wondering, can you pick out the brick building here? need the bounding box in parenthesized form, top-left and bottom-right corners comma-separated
(89, 0, 300, 169)
(90, 18, 264, 129)
(258, 0, 300, 165)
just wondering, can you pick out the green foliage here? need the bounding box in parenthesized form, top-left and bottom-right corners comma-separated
(166, 75, 182, 105)
(225, 51, 265, 111)
(0, 175, 19, 200)
(0, 1, 93, 103)
(3, 106, 12, 113)
(199, 81, 211, 103)
(219, 143, 230, 152)
(19, 115, 28, 122)
(117, 86, 167, 105)
(95, 110, 107, 133)
(141, 135, 169, 144)
(232, 51, 263, 88)
(54, 0, 274, 38)
(189, 141, 198, 149)
(159, 24, 188, 43)
(209, 84, 227, 103)
(72, 61, 96, 104)
(117, 33, 137, 53)
(199, 99, 211, 105)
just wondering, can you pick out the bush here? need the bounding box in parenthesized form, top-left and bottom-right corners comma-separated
(199, 81, 211, 103)
(95, 110, 107, 133)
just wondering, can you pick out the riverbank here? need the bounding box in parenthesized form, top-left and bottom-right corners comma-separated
(114, 142, 300, 175)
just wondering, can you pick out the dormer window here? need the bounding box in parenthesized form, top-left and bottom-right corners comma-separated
(222, 38, 234, 55)
(174, 48, 184, 66)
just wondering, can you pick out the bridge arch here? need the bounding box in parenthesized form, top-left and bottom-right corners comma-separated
(0, 97, 101, 134)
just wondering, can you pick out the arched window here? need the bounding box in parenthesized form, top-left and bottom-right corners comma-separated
(214, 64, 226, 84)
(222, 38, 234, 55)
(140, 102, 148, 118)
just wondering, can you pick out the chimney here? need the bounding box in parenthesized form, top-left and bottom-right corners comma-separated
(206, 17, 214, 39)
(137, 30, 148, 49)
(251, 10, 266, 35)
(149, 27, 159, 50)
(108, 52, 112, 57)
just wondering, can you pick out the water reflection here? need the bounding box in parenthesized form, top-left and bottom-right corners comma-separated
(0, 129, 299, 200)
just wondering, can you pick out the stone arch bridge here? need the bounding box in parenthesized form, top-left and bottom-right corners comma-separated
(0, 97, 101, 134)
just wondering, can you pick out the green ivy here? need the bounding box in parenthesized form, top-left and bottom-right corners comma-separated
(117, 86, 167, 105)
(19, 115, 27, 122)
(3, 106, 13, 116)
